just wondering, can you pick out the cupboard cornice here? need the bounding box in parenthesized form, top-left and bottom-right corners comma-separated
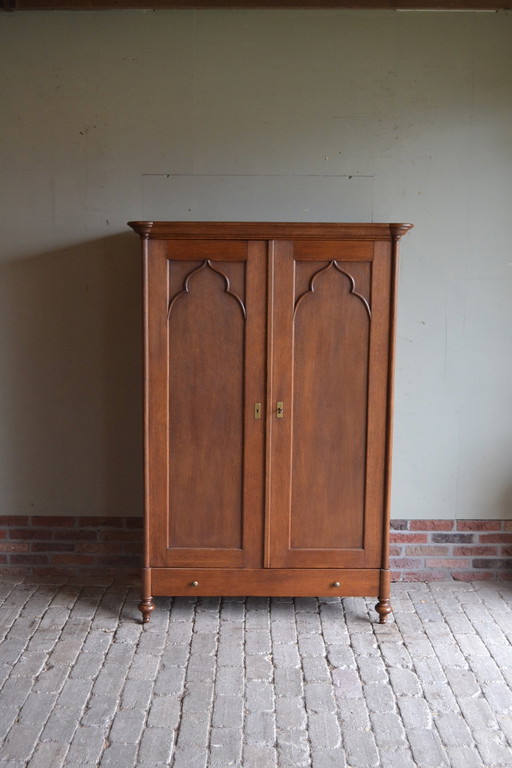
(129, 221, 413, 241)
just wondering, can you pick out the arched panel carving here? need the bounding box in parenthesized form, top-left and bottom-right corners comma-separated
(294, 260, 371, 320)
(167, 259, 247, 321)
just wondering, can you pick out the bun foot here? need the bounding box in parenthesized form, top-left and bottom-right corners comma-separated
(138, 597, 155, 624)
(375, 598, 392, 624)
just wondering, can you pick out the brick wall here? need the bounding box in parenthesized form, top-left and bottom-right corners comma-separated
(0, 516, 510, 581)
(390, 520, 512, 581)
(0, 516, 142, 579)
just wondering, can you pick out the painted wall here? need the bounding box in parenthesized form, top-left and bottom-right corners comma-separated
(1, 10, 511, 519)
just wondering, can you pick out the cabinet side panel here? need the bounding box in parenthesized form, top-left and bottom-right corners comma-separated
(364, 242, 393, 568)
(168, 258, 246, 550)
(146, 242, 171, 567)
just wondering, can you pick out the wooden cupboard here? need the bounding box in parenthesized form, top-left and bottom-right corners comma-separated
(128, 221, 412, 624)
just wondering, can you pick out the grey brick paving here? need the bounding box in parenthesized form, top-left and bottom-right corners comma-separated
(209, 726, 242, 765)
(0, 579, 512, 766)
(26, 740, 68, 768)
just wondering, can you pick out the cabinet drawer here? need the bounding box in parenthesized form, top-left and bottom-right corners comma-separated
(151, 568, 381, 597)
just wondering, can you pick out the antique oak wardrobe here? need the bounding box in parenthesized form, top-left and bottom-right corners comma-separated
(128, 221, 412, 624)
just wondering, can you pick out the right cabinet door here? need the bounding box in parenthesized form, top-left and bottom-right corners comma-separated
(267, 239, 392, 570)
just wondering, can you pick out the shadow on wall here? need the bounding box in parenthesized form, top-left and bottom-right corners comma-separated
(0, 233, 143, 518)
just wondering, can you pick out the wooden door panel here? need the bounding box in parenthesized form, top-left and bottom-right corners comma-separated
(168, 259, 245, 551)
(146, 240, 266, 569)
(268, 241, 390, 569)
(291, 259, 371, 551)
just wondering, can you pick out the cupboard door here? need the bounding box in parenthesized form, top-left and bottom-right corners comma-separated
(145, 239, 267, 569)
(267, 240, 392, 569)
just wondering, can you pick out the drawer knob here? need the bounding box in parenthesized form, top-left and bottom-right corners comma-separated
(191, 581, 199, 587)
(332, 581, 340, 588)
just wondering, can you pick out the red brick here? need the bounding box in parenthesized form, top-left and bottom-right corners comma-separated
(75, 541, 112, 554)
(0, 530, 7, 540)
(30, 566, 75, 578)
(31, 516, 76, 527)
(405, 545, 449, 556)
(2, 566, 29, 576)
(456, 520, 502, 531)
(69, 575, 115, 585)
(389, 545, 403, 557)
(99, 530, 141, 542)
(51, 554, 95, 566)
(452, 571, 494, 581)
(79, 517, 125, 528)
(0, 555, 7, 565)
(402, 570, 452, 582)
(0, 516, 29, 526)
(497, 572, 512, 581)
(125, 517, 143, 529)
(390, 558, 424, 569)
(425, 558, 471, 569)
(409, 520, 454, 531)
(504, 521, 512, 531)
(390, 520, 409, 530)
(98, 556, 142, 567)
(8, 528, 53, 540)
(10, 554, 49, 565)
(479, 534, 512, 544)
(76, 541, 141, 555)
(473, 558, 512, 570)
(390, 571, 403, 582)
(501, 547, 512, 557)
(389, 533, 428, 543)
(23, 574, 69, 585)
(53, 529, 97, 541)
(0, 541, 30, 552)
(432, 533, 474, 544)
(31, 542, 75, 553)
(452, 545, 497, 557)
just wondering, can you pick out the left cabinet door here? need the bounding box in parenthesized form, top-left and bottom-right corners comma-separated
(144, 239, 267, 569)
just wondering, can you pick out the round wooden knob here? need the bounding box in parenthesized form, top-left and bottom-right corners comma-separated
(191, 581, 199, 587)
(333, 581, 340, 588)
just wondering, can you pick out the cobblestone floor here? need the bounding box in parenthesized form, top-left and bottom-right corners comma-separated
(1, 578, 512, 767)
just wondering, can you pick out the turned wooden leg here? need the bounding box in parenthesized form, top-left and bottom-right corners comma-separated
(375, 598, 392, 624)
(138, 597, 155, 624)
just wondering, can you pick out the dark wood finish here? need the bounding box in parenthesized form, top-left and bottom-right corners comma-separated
(151, 568, 382, 596)
(376, 567, 392, 623)
(138, 567, 154, 623)
(144, 238, 266, 571)
(138, 597, 155, 623)
(130, 221, 412, 241)
(375, 598, 392, 623)
(5, 1, 510, 11)
(268, 244, 374, 568)
(129, 221, 412, 624)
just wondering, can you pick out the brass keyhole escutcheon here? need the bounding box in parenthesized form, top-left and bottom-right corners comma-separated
(276, 402, 284, 418)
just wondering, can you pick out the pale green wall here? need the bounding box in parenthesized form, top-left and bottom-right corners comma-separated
(1, 10, 511, 519)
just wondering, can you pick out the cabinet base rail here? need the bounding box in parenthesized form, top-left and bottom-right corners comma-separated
(138, 567, 391, 625)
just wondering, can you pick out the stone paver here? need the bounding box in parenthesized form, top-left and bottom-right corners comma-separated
(0, 578, 511, 766)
